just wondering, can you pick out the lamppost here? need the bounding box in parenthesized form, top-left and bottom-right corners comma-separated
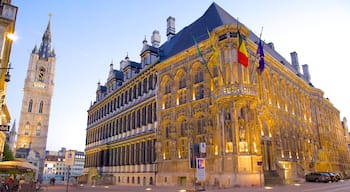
(66, 165, 70, 192)
(0, 62, 13, 82)
(65, 151, 73, 192)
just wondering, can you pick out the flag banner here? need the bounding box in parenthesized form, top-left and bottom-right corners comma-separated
(192, 35, 207, 65)
(257, 40, 265, 72)
(207, 29, 220, 65)
(237, 31, 249, 67)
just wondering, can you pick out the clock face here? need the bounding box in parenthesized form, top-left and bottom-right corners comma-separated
(33, 82, 46, 88)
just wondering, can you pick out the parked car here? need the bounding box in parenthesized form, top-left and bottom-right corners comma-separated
(328, 172, 342, 182)
(305, 172, 332, 183)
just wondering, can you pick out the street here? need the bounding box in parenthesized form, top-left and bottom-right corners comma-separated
(41, 180, 350, 192)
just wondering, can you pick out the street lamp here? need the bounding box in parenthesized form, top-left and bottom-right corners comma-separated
(66, 165, 70, 192)
(65, 151, 73, 192)
(0, 62, 13, 82)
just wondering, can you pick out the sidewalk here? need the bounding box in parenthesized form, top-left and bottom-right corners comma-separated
(42, 182, 287, 192)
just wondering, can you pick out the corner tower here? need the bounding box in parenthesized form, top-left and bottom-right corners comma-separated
(16, 18, 56, 176)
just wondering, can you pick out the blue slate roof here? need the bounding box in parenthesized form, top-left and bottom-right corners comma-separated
(158, 2, 293, 75)
(159, 2, 240, 61)
(113, 70, 124, 81)
(37, 20, 56, 60)
(129, 61, 142, 70)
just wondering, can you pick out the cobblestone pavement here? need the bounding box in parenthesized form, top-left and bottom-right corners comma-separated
(40, 180, 350, 192)
(41, 183, 298, 192)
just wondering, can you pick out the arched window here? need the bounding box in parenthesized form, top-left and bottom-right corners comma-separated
(179, 75, 186, 89)
(24, 122, 30, 136)
(194, 70, 204, 83)
(36, 123, 41, 136)
(28, 99, 33, 112)
(195, 84, 204, 100)
(39, 101, 44, 113)
(165, 81, 171, 94)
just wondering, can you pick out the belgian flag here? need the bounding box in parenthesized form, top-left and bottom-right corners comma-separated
(237, 31, 249, 67)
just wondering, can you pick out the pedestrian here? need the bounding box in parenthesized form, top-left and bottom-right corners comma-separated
(6, 177, 14, 191)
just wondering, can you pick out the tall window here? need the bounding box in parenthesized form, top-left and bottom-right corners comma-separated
(195, 84, 205, 100)
(180, 120, 187, 137)
(165, 124, 171, 139)
(163, 141, 171, 160)
(36, 124, 41, 136)
(178, 138, 187, 159)
(148, 74, 154, 90)
(165, 81, 171, 94)
(39, 101, 44, 113)
(24, 123, 30, 136)
(179, 75, 186, 89)
(28, 99, 33, 112)
(164, 95, 172, 109)
(194, 70, 204, 83)
(197, 116, 206, 134)
(178, 90, 186, 105)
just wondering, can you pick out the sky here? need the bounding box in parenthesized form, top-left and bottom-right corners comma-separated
(7, 0, 350, 152)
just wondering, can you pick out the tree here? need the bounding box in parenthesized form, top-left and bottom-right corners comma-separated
(3, 142, 14, 161)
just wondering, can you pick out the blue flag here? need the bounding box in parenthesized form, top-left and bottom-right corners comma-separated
(257, 40, 264, 72)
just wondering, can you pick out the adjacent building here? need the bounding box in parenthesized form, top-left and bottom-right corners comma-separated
(15, 18, 56, 179)
(43, 151, 65, 181)
(84, 3, 350, 188)
(0, 0, 18, 160)
(65, 149, 85, 180)
(44, 148, 85, 182)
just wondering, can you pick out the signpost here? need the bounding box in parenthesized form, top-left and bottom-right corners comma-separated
(196, 158, 205, 181)
(257, 161, 263, 187)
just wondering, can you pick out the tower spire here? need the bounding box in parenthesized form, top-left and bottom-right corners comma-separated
(38, 14, 54, 60)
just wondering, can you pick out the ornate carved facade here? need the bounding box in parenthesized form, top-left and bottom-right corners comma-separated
(0, 0, 17, 160)
(84, 2, 350, 188)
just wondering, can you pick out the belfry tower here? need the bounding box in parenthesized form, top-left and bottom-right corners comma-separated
(16, 17, 56, 177)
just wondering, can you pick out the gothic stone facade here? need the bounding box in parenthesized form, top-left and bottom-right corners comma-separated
(84, 3, 350, 188)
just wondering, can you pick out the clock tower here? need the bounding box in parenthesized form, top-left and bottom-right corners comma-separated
(16, 18, 56, 177)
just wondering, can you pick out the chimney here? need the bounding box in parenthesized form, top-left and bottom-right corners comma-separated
(290, 52, 300, 72)
(267, 42, 274, 50)
(302, 64, 311, 82)
(151, 30, 160, 48)
(166, 16, 175, 41)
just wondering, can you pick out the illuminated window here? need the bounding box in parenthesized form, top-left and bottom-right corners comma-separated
(163, 141, 171, 160)
(226, 141, 233, 153)
(164, 95, 172, 109)
(178, 90, 186, 105)
(178, 139, 187, 159)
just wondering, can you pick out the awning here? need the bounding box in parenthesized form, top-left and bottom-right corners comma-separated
(0, 160, 38, 173)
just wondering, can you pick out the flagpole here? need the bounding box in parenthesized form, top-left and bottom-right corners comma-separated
(250, 26, 264, 84)
(207, 28, 225, 84)
(192, 34, 215, 81)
